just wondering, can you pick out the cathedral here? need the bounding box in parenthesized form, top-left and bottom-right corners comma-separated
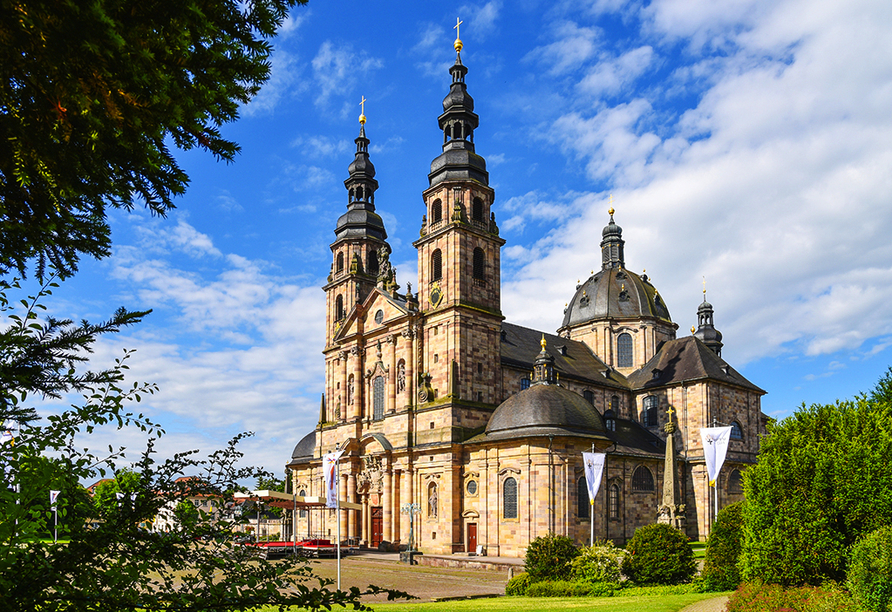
(286, 35, 766, 557)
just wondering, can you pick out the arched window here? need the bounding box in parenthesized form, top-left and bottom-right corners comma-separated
(431, 199, 443, 223)
(577, 476, 590, 519)
(427, 482, 438, 518)
(373, 376, 385, 420)
(473, 248, 485, 281)
(367, 250, 379, 276)
(503, 477, 518, 519)
(472, 198, 484, 222)
(608, 483, 620, 519)
(729, 469, 744, 494)
(298, 489, 307, 518)
(611, 395, 620, 413)
(335, 295, 345, 321)
(520, 377, 530, 390)
(632, 466, 655, 492)
(643, 395, 658, 427)
(583, 390, 594, 405)
(431, 249, 442, 282)
(617, 333, 633, 368)
(730, 421, 743, 440)
(336, 252, 344, 273)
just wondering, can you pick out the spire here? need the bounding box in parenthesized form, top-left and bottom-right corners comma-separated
(531, 334, 557, 386)
(600, 202, 625, 269)
(693, 284, 724, 356)
(657, 405, 685, 529)
(334, 99, 387, 242)
(428, 20, 488, 187)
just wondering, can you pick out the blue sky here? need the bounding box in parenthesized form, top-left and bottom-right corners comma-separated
(34, 0, 892, 477)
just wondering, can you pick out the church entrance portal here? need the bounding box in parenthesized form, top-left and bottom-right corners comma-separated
(371, 506, 383, 548)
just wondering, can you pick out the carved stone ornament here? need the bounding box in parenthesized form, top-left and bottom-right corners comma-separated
(357, 455, 384, 494)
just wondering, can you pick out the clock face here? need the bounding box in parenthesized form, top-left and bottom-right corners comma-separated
(429, 284, 443, 308)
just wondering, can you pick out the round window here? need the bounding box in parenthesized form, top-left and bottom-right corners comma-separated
(374, 309, 384, 324)
(467, 480, 478, 495)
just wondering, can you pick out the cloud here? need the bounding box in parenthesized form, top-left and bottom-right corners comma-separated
(413, 23, 453, 78)
(290, 134, 351, 158)
(462, 1, 502, 36)
(577, 46, 657, 97)
(311, 41, 384, 109)
(526, 21, 602, 75)
(242, 49, 304, 117)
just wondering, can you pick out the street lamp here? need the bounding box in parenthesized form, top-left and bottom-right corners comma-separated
(400, 503, 421, 552)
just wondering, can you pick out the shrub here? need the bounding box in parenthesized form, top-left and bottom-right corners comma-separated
(727, 581, 864, 612)
(571, 540, 625, 584)
(848, 526, 892, 612)
(525, 580, 619, 597)
(505, 572, 530, 596)
(524, 533, 580, 582)
(700, 501, 744, 591)
(740, 370, 892, 586)
(621, 523, 695, 585)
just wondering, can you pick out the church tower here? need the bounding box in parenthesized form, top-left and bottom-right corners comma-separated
(323, 107, 389, 349)
(413, 28, 505, 409)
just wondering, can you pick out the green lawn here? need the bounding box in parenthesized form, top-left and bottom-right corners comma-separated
(369, 593, 723, 612)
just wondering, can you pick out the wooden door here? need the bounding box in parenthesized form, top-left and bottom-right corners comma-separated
(467, 523, 477, 553)
(371, 507, 383, 548)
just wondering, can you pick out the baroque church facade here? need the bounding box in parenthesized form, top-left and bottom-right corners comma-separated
(286, 38, 766, 557)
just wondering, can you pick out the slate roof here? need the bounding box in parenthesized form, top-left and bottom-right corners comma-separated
(500, 322, 629, 391)
(289, 430, 316, 464)
(607, 418, 665, 458)
(627, 336, 765, 393)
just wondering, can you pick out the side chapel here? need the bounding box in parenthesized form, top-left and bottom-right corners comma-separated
(286, 32, 766, 557)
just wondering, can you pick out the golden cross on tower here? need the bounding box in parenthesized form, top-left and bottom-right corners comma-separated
(702, 275, 707, 295)
(359, 96, 367, 125)
(608, 194, 615, 216)
(454, 17, 464, 52)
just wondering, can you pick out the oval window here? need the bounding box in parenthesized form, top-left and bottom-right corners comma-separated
(374, 309, 384, 324)
(467, 480, 478, 495)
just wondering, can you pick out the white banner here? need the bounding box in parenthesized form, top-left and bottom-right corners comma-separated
(50, 489, 60, 510)
(582, 452, 606, 504)
(323, 450, 345, 509)
(700, 426, 733, 486)
(1, 421, 14, 445)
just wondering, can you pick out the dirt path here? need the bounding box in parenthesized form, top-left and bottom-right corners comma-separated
(678, 595, 729, 612)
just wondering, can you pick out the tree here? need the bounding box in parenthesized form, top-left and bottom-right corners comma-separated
(0, 0, 306, 279)
(621, 523, 695, 585)
(740, 370, 892, 585)
(0, 284, 403, 611)
(700, 500, 744, 591)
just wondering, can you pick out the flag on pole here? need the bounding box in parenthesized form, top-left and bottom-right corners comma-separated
(323, 450, 345, 509)
(50, 490, 60, 510)
(700, 426, 733, 486)
(582, 452, 606, 504)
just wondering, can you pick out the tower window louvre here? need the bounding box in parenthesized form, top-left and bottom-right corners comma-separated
(335, 295, 345, 321)
(336, 252, 344, 274)
(472, 198, 484, 222)
(373, 376, 385, 420)
(730, 421, 743, 440)
(473, 247, 485, 282)
(431, 249, 443, 282)
(431, 199, 443, 224)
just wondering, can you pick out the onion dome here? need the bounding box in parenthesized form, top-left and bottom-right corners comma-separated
(428, 43, 488, 187)
(290, 430, 316, 461)
(560, 210, 671, 329)
(693, 294, 723, 356)
(335, 122, 387, 242)
(485, 337, 608, 441)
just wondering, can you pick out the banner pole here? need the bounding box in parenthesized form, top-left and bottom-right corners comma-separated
(336, 457, 341, 592)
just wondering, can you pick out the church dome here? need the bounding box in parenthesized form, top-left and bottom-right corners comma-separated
(485, 384, 608, 441)
(291, 430, 316, 461)
(561, 267, 672, 329)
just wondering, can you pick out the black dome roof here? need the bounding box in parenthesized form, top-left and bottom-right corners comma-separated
(561, 268, 672, 329)
(291, 430, 316, 461)
(485, 384, 609, 442)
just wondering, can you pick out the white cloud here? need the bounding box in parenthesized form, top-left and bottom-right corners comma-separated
(462, 1, 502, 36)
(311, 41, 383, 109)
(290, 134, 351, 158)
(526, 21, 602, 75)
(242, 49, 304, 117)
(577, 46, 657, 97)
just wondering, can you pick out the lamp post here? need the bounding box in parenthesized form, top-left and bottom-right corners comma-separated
(400, 503, 421, 553)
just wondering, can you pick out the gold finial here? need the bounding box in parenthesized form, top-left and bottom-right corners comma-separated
(359, 96, 367, 125)
(702, 275, 707, 296)
(540, 334, 547, 351)
(621, 283, 625, 292)
(691, 325, 696, 334)
(608, 194, 614, 216)
(454, 17, 463, 52)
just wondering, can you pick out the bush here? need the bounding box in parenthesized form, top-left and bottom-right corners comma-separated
(505, 572, 530, 596)
(727, 581, 864, 612)
(740, 370, 892, 586)
(700, 501, 744, 591)
(621, 523, 695, 585)
(525, 580, 619, 597)
(571, 540, 625, 584)
(524, 533, 580, 582)
(848, 526, 892, 612)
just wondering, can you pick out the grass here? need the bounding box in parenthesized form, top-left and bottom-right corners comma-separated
(368, 593, 724, 612)
(689, 541, 707, 560)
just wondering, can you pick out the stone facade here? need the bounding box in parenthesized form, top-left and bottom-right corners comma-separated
(286, 43, 765, 556)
